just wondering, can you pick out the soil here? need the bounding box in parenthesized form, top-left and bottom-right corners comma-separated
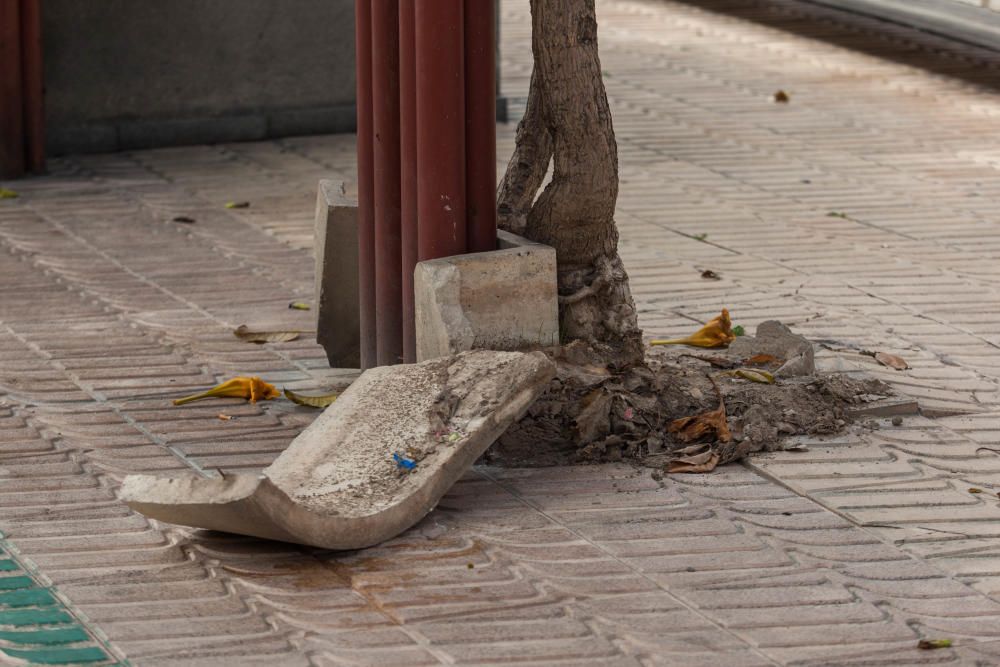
(485, 337, 892, 472)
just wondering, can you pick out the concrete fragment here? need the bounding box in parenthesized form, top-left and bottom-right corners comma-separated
(314, 180, 360, 369)
(120, 350, 555, 550)
(730, 320, 815, 378)
(414, 231, 558, 362)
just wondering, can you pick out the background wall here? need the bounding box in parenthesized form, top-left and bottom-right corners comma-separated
(43, 0, 357, 155)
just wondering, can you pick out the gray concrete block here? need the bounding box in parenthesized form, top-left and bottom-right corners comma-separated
(315, 180, 361, 369)
(414, 230, 559, 362)
(120, 350, 556, 550)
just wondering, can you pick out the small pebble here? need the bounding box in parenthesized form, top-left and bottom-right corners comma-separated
(891, 416, 903, 426)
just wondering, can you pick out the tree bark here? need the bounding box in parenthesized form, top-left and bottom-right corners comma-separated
(498, 0, 642, 366)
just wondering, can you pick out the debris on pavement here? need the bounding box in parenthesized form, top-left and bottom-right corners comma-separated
(288, 301, 311, 310)
(650, 309, 736, 348)
(225, 201, 250, 209)
(393, 453, 417, 471)
(0, 188, 20, 199)
(917, 639, 953, 650)
(875, 351, 909, 371)
(172, 215, 196, 223)
(121, 350, 556, 550)
(173, 376, 280, 405)
(773, 90, 790, 103)
(284, 388, 339, 408)
(233, 324, 304, 344)
(700, 269, 721, 280)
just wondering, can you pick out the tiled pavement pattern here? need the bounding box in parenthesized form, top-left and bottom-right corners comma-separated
(4, 0, 1000, 663)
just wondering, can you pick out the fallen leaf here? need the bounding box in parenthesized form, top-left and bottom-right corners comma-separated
(172, 216, 196, 224)
(173, 377, 280, 406)
(827, 211, 848, 219)
(969, 488, 983, 494)
(233, 325, 303, 344)
(774, 90, 790, 103)
(732, 324, 746, 337)
(217, 414, 233, 421)
(667, 443, 721, 474)
(288, 301, 311, 311)
(917, 639, 952, 650)
(874, 351, 909, 371)
(225, 201, 250, 209)
(575, 389, 613, 444)
(284, 388, 339, 408)
(0, 188, 19, 199)
(721, 368, 775, 384)
(701, 269, 721, 280)
(744, 354, 781, 366)
(650, 309, 736, 348)
(668, 403, 731, 445)
(693, 233, 708, 241)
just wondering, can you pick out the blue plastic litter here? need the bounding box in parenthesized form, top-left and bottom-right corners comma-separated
(393, 453, 417, 470)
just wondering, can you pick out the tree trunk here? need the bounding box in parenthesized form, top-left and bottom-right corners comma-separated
(498, 0, 642, 366)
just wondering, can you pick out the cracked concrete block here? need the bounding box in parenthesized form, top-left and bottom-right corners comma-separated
(120, 350, 556, 550)
(414, 230, 558, 362)
(314, 179, 360, 369)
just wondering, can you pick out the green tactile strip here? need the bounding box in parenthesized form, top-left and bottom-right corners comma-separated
(0, 538, 125, 666)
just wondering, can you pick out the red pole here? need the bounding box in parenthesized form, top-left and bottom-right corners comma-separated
(464, 0, 497, 253)
(371, 0, 403, 366)
(399, 0, 418, 363)
(355, 0, 377, 369)
(415, 0, 466, 262)
(20, 0, 44, 173)
(0, 0, 25, 179)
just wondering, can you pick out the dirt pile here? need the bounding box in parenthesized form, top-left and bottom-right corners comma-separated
(487, 321, 892, 471)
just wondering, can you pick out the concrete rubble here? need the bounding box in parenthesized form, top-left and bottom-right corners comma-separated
(120, 350, 556, 549)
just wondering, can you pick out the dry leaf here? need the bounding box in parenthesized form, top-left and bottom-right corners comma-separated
(233, 325, 303, 344)
(700, 269, 721, 280)
(217, 414, 233, 421)
(744, 354, 781, 366)
(225, 201, 250, 209)
(172, 216, 196, 224)
(288, 301, 311, 311)
(667, 443, 721, 474)
(650, 309, 736, 348)
(0, 188, 19, 199)
(173, 377, 280, 406)
(284, 388, 339, 408)
(874, 351, 909, 371)
(668, 402, 732, 444)
(917, 639, 952, 650)
(575, 389, 613, 444)
(716, 368, 775, 384)
(968, 488, 983, 494)
(774, 90, 790, 103)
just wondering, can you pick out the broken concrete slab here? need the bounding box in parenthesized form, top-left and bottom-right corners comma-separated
(120, 350, 555, 550)
(729, 320, 815, 378)
(314, 180, 360, 369)
(414, 230, 558, 362)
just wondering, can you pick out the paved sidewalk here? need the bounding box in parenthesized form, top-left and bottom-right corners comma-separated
(3, 0, 1000, 664)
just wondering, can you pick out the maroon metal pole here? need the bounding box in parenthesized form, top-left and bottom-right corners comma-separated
(399, 0, 418, 363)
(371, 0, 403, 366)
(464, 0, 497, 253)
(415, 0, 466, 262)
(20, 0, 44, 173)
(355, 0, 378, 369)
(0, 0, 25, 179)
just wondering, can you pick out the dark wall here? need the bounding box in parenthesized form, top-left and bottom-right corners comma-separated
(43, 0, 357, 154)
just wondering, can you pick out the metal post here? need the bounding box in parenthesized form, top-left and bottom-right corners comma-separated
(399, 0, 418, 363)
(20, 0, 44, 173)
(415, 0, 466, 262)
(355, 0, 378, 369)
(0, 0, 25, 179)
(464, 0, 498, 253)
(372, 0, 403, 366)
